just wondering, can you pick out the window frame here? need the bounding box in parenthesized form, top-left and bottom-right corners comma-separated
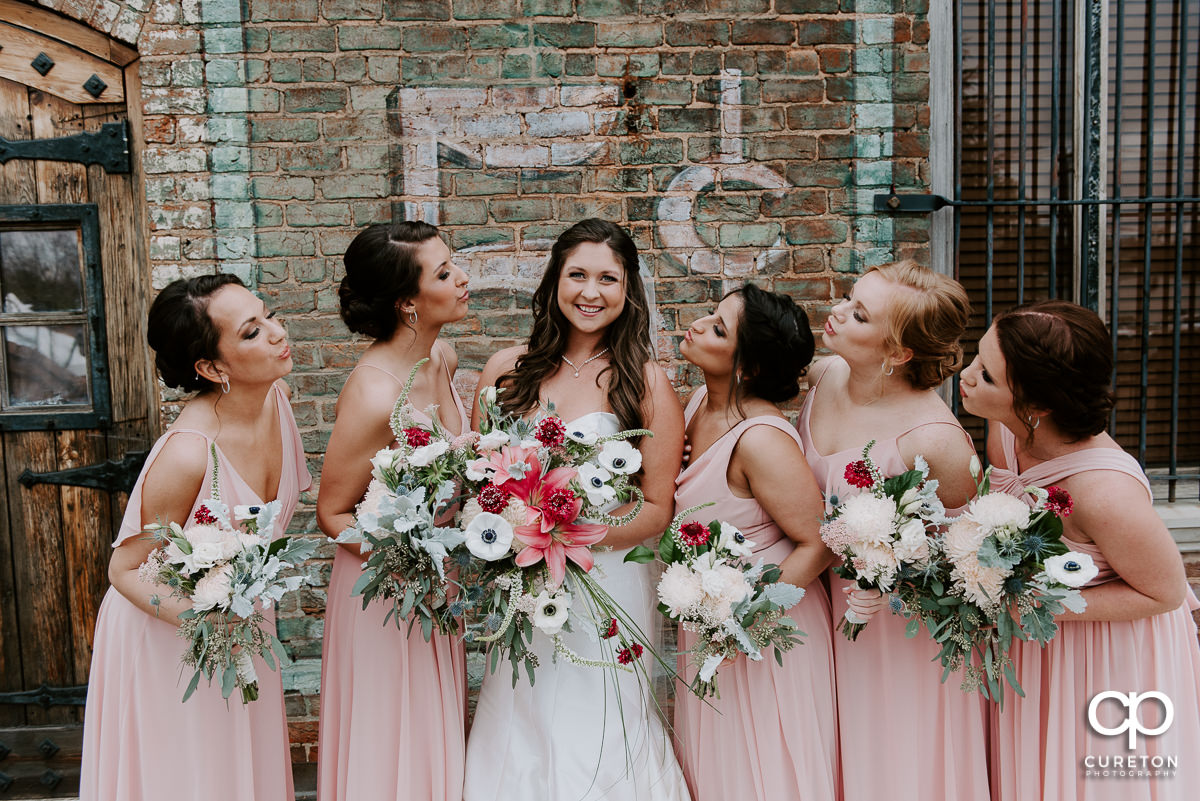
(0, 203, 112, 431)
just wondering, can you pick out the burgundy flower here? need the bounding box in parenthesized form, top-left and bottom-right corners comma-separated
(1045, 486, 1074, 517)
(679, 521, 711, 547)
(602, 618, 619, 639)
(534, 416, 567, 447)
(540, 487, 579, 526)
(403, 427, 432, 448)
(617, 643, 644, 665)
(477, 483, 510, 514)
(844, 460, 874, 489)
(193, 505, 217, 525)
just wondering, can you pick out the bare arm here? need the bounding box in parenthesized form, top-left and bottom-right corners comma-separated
(600, 363, 685, 550)
(1055, 473, 1185, 621)
(899, 421, 978, 510)
(107, 432, 209, 626)
(469, 347, 523, 432)
(734, 425, 834, 588)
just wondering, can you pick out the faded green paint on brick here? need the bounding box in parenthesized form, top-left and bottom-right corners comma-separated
(384, 0, 450, 19)
(538, 52, 565, 78)
(719, 222, 781, 247)
(521, 170, 584, 194)
(283, 87, 347, 113)
(257, 230, 317, 257)
(523, 0, 572, 13)
(597, 23, 662, 48)
(451, 227, 514, 250)
(258, 260, 288, 283)
(453, 0, 521, 18)
(502, 55, 533, 79)
(457, 171, 519, 196)
(658, 108, 721, 133)
(558, 197, 622, 220)
(403, 26, 467, 51)
(784, 218, 850, 245)
(696, 195, 758, 223)
(471, 23, 530, 49)
(664, 21, 729, 47)
(631, 80, 691, 105)
(439, 199, 488, 225)
(620, 139, 684, 165)
(271, 59, 302, 83)
(270, 27, 337, 52)
(490, 197, 553, 222)
(534, 23, 596, 49)
(565, 54, 596, 76)
(286, 203, 353, 227)
(338, 26, 402, 50)
(323, 0, 382, 20)
(578, 0, 638, 17)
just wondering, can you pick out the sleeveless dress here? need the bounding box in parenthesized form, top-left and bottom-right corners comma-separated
(988, 422, 1200, 801)
(80, 382, 311, 801)
(796, 369, 991, 801)
(672, 387, 839, 801)
(317, 360, 469, 801)
(463, 412, 691, 801)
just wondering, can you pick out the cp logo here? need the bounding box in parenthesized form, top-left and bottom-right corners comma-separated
(1087, 691, 1174, 749)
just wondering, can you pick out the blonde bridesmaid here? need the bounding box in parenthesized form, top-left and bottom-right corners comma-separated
(960, 299, 1200, 800)
(673, 283, 838, 801)
(316, 222, 471, 801)
(796, 262, 989, 801)
(81, 275, 309, 801)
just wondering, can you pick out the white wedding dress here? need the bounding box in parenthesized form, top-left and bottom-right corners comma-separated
(463, 412, 691, 801)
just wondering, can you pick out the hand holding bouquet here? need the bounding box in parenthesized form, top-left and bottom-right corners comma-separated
(142, 465, 316, 703)
(626, 504, 807, 699)
(819, 440, 946, 640)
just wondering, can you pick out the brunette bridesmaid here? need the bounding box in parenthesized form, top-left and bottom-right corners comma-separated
(81, 275, 309, 801)
(796, 262, 989, 801)
(673, 283, 838, 801)
(316, 222, 471, 801)
(960, 300, 1200, 800)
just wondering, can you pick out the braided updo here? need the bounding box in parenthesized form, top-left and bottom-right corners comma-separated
(147, 273, 244, 391)
(731, 282, 816, 403)
(339, 221, 441, 340)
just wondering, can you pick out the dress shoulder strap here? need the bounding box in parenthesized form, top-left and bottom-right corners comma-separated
(683, 386, 708, 426)
(725, 415, 806, 455)
(350, 362, 405, 385)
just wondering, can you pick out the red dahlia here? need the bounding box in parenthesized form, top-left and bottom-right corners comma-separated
(477, 483, 510, 514)
(534, 416, 566, 447)
(193, 505, 217, 525)
(602, 618, 619, 639)
(844, 460, 874, 489)
(540, 487, 578, 526)
(679, 521, 711, 546)
(403, 427, 432, 448)
(617, 643, 644, 665)
(1044, 485, 1074, 517)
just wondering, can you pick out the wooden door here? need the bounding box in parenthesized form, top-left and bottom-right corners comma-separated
(0, 4, 153, 796)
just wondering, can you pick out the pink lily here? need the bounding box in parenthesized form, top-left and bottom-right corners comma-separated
(471, 445, 539, 493)
(514, 514, 607, 587)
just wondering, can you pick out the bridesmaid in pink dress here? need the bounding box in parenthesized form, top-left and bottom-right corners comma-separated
(81, 275, 310, 801)
(673, 284, 838, 801)
(316, 222, 471, 801)
(796, 262, 990, 801)
(959, 299, 1200, 800)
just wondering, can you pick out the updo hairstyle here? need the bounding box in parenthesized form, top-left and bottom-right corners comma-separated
(147, 273, 244, 391)
(867, 261, 971, 390)
(993, 299, 1114, 441)
(338, 221, 441, 340)
(730, 283, 815, 404)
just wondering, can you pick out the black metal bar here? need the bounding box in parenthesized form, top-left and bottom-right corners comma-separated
(1139, 0, 1158, 465)
(1168, 0, 1190, 502)
(17, 449, 147, 495)
(1080, 0, 1104, 309)
(1110, 0, 1126, 434)
(987, 0, 997, 322)
(875, 194, 1200, 209)
(1049, 0, 1062, 297)
(1018, 0, 1029, 303)
(0, 684, 86, 708)
(0, 121, 130, 174)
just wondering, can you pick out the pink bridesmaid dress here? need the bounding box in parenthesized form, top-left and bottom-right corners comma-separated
(796, 371, 991, 801)
(80, 382, 311, 801)
(988, 422, 1200, 801)
(673, 387, 839, 801)
(316, 361, 468, 801)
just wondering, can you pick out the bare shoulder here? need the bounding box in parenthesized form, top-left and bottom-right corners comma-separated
(1065, 468, 1154, 517)
(336, 364, 405, 424)
(806, 356, 840, 387)
(275, 378, 293, 400)
(736, 420, 801, 463)
(143, 429, 209, 496)
(434, 338, 459, 372)
(481, 345, 525, 384)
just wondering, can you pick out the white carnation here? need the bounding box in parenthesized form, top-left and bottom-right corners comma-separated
(838, 494, 898, 545)
(658, 563, 704, 616)
(191, 563, 235, 612)
(967, 492, 1031, 533)
(854, 542, 900, 589)
(893, 518, 931, 564)
(1044, 552, 1099, 588)
(942, 517, 988, 564)
(408, 440, 450, 467)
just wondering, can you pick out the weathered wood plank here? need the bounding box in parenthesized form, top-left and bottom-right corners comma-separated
(0, 22, 125, 105)
(0, 77, 37, 205)
(0, 724, 83, 798)
(31, 89, 89, 205)
(0, 0, 139, 66)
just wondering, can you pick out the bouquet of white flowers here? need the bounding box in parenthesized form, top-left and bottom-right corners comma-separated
(626, 504, 807, 699)
(142, 456, 316, 703)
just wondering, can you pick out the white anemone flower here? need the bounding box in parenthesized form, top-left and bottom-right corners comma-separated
(566, 428, 599, 446)
(716, 523, 755, 559)
(464, 513, 514, 561)
(531, 590, 572, 635)
(577, 463, 616, 507)
(598, 441, 641, 474)
(1044, 552, 1100, 588)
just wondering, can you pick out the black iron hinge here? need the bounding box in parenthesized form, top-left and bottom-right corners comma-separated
(0, 120, 131, 174)
(874, 192, 955, 213)
(18, 450, 147, 495)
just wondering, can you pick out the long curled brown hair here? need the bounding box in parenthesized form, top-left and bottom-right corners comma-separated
(498, 218, 651, 433)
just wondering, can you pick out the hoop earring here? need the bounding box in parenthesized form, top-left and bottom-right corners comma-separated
(408, 310, 418, 326)
(220, 375, 230, 395)
(882, 360, 894, 377)
(1027, 414, 1040, 431)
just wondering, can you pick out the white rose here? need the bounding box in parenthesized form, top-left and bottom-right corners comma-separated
(464, 512, 514, 561)
(481, 386, 498, 406)
(893, 518, 931, 564)
(184, 524, 240, 569)
(967, 492, 1031, 533)
(477, 431, 511, 452)
(716, 523, 755, 559)
(1044, 552, 1100, 588)
(577, 463, 617, 507)
(408, 440, 450, 467)
(531, 590, 571, 635)
(968, 454, 982, 480)
(370, 447, 404, 482)
(191, 563, 235, 612)
(598, 441, 642, 475)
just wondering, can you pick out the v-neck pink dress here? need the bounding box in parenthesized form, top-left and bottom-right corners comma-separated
(317, 360, 468, 801)
(796, 369, 990, 801)
(80, 382, 311, 801)
(673, 387, 839, 801)
(988, 423, 1200, 801)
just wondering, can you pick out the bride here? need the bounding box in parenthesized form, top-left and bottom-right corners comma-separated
(463, 219, 690, 801)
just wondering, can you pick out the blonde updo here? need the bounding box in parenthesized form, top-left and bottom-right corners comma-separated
(865, 261, 971, 391)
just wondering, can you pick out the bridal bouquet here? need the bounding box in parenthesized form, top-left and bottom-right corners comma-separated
(455, 389, 660, 685)
(335, 359, 479, 640)
(819, 440, 946, 640)
(142, 476, 316, 703)
(894, 458, 1090, 705)
(626, 504, 807, 699)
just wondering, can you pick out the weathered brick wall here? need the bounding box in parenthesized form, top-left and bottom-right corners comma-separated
(33, 0, 147, 43)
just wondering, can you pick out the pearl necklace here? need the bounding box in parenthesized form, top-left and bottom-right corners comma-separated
(561, 347, 610, 378)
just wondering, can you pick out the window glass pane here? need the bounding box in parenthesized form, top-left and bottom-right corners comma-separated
(0, 229, 84, 312)
(3, 323, 90, 407)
